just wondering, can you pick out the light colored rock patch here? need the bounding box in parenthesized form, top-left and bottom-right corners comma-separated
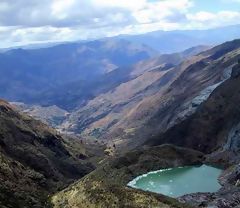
(168, 66, 233, 129)
(11, 102, 69, 128)
(224, 122, 240, 153)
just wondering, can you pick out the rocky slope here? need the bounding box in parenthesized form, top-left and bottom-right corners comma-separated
(142, 60, 240, 207)
(0, 100, 94, 208)
(11, 102, 69, 128)
(146, 60, 240, 155)
(143, 60, 240, 207)
(60, 40, 240, 151)
(52, 144, 202, 208)
(51, 60, 240, 208)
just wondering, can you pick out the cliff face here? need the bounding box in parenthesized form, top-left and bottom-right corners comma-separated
(0, 100, 94, 208)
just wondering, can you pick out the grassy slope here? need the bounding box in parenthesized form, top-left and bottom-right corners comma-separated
(52, 145, 203, 208)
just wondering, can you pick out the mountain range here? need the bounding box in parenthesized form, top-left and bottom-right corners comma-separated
(52, 42, 240, 208)
(57, 40, 239, 152)
(0, 39, 156, 102)
(0, 25, 240, 208)
(1, 24, 239, 108)
(121, 24, 240, 53)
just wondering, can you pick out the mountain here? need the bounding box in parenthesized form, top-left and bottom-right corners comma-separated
(51, 60, 240, 208)
(25, 45, 207, 111)
(143, 61, 240, 207)
(120, 24, 240, 53)
(0, 39, 156, 102)
(147, 60, 240, 155)
(0, 100, 95, 207)
(1, 37, 240, 208)
(59, 40, 240, 150)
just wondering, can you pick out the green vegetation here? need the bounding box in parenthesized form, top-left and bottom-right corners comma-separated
(52, 145, 202, 208)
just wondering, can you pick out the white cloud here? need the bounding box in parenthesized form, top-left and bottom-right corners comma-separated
(0, 0, 192, 28)
(186, 10, 240, 28)
(0, 0, 239, 48)
(187, 11, 216, 22)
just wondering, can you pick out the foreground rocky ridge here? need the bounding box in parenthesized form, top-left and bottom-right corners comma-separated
(0, 100, 94, 207)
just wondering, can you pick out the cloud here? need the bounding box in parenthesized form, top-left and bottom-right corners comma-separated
(186, 10, 240, 28)
(0, 0, 137, 28)
(0, 0, 239, 48)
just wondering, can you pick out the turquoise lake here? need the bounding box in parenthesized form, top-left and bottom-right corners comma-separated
(128, 165, 222, 198)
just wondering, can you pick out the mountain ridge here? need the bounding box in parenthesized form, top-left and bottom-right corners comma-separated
(58, 39, 240, 151)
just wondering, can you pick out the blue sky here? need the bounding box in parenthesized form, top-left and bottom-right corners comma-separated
(0, 0, 239, 48)
(192, 0, 240, 12)
(147, 0, 240, 12)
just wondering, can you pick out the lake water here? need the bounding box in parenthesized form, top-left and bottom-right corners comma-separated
(128, 165, 222, 198)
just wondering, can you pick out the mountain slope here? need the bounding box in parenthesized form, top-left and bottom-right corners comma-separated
(52, 60, 240, 208)
(27, 45, 208, 110)
(147, 60, 240, 155)
(11, 102, 69, 128)
(52, 144, 201, 208)
(118, 39, 240, 148)
(0, 100, 94, 207)
(0, 39, 156, 102)
(60, 40, 240, 150)
(142, 61, 240, 208)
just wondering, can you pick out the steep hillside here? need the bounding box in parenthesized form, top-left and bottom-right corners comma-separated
(60, 40, 240, 150)
(0, 39, 156, 102)
(0, 100, 94, 207)
(118, 40, 240, 149)
(28, 45, 208, 110)
(52, 144, 202, 208)
(147, 60, 240, 155)
(52, 60, 240, 208)
(142, 61, 240, 208)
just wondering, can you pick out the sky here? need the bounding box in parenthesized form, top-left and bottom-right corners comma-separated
(0, 0, 240, 48)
